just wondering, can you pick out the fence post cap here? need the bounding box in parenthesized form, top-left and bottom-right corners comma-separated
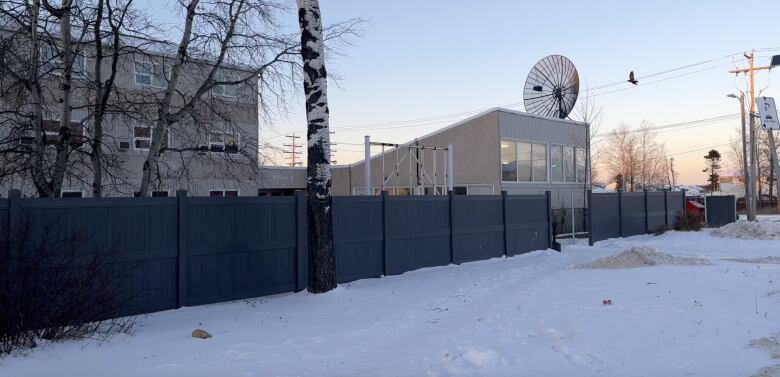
(7, 189, 21, 199)
(176, 189, 187, 197)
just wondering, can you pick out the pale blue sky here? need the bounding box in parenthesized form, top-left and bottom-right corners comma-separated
(143, 0, 780, 184)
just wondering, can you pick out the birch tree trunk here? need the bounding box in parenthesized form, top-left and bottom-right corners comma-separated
(137, 0, 199, 197)
(297, 0, 336, 293)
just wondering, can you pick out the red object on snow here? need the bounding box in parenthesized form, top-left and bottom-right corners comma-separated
(602, 299, 612, 305)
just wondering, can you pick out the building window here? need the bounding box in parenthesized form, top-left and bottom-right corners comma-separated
(133, 126, 168, 150)
(502, 140, 548, 183)
(500, 140, 516, 181)
(40, 45, 86, 76)
(576, 148, 587, 183)
(213, 72, 239, 97)
(209, 190, 239, 197)
(151, 190, 169, 197)
(61, 190, 83, 198)
(551, 145, 563, 183)
(517, 142, 532, 182)
(134, 58, 168, 88)
(564, 146, 575, 182)
(208, 132, 239, 153)
(133, 126, 151, 149)
(532, 143, 547, 182)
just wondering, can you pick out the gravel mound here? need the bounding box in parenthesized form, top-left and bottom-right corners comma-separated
(576, 246, 711, 269)
(712, 219, 780, 240)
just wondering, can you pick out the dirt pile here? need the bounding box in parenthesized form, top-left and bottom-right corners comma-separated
(576, 246, 711, 269)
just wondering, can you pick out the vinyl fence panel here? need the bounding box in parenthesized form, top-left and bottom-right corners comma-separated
(504, 195, 550, 256)
(385, 196, 451, 275)
(620, 192, 646, 237)
(333, 196, 384, 283)
(182, 196, 297, 306)
(452, 195, 505, 264)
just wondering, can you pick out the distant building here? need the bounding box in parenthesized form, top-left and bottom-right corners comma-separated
(331, 108, 590, 211)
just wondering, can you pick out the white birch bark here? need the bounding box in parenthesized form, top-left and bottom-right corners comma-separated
(297, 0, 336, 293)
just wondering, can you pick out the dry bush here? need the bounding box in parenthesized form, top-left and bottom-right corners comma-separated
(0, 216, 136, 356)
(673, 212, 704, 232)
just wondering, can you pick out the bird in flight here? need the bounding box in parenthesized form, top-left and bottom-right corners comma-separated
(627, 71, 639, 85)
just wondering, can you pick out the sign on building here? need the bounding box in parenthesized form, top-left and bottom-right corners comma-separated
(757, 96, 780, 130)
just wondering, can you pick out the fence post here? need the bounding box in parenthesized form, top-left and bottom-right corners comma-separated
(663, 189, 669, 227)
(617, 190, 623, 237)
(501, 191, 508, 257)
(382, 191, 389, 276)
(449, 190, 456, 264)
(6, 190, 21, 280)
(545, 191, 555, 251)
(681, 189, 687, 218)
(643, 189, 649, 234)
(295, 190, 307, 291)
(176, 189, 187, 308)
(587, 189, 593, 246)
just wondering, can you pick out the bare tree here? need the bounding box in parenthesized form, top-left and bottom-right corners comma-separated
(297, 0, 335, 293)
(602, 122, 668, 191)
(573, 87, 603, 184)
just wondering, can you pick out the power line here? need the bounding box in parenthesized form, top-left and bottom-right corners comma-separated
(330, 51, 752, 132)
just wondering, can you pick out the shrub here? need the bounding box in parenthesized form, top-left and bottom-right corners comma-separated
(673, 211, 704, 232)
(0, 216, 135, 356)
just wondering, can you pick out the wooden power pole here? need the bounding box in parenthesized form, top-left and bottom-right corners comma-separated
(729, 50, 779, 213)
(283, 133, 303, 167)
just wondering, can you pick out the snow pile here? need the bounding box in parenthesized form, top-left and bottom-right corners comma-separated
(750, 332, 780, 377)
(750, 332, 780, 360)
(576, 246, 711, 269)
(712, 219, 780, 240)
(726, 256, 780, 264)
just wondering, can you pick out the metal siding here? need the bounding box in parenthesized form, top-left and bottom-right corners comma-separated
(505, 195, 550, 255)
(385, 196, 451, 275)
(705, 196, 737, 227)
(499, 111, 587, 146)
(452, 195, 504, 263)
(667, 191, 684, 224)
(646, 192, 666, 231)
(333, 196, 384, 283)
(589, 193, 621, 243)
(621, 192, 646, 236)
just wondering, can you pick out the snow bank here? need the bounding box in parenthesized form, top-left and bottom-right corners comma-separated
(576, 246, 711, 269)
(750, 331, 780, 377)
(726, 256, 780, 264)
(712, 219, 780, 240)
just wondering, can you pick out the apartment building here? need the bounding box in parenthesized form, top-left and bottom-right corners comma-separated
(0, 27, 275, 197)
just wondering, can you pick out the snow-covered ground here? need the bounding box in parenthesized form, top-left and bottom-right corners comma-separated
(3, 218, 780, 377)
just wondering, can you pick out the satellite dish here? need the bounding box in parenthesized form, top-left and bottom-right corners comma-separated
(523, 55, 580, 119)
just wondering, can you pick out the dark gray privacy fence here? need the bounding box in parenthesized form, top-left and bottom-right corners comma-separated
(333, 192, 553, 282)
(588, 190, 685, 245)
(1, 190, 307, 317)
(2, 190, 552, 317)
(705, 195, 737, 227)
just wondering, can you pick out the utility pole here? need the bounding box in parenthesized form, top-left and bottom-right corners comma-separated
(669, 157, 677, 188)
(283, 133, 302, 167)
(729, 50, 774, 217)
(728, 92, 755, 220)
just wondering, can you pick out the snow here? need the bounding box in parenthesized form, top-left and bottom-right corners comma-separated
(575, 246, 711, 269)
(713, 218, 780, 240)
(3, 218, 780, 376)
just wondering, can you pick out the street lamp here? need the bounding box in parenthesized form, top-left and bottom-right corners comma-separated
(727, 93, 756, 221)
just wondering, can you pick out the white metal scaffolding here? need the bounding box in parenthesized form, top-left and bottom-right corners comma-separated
(360, 136, 453, 195)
